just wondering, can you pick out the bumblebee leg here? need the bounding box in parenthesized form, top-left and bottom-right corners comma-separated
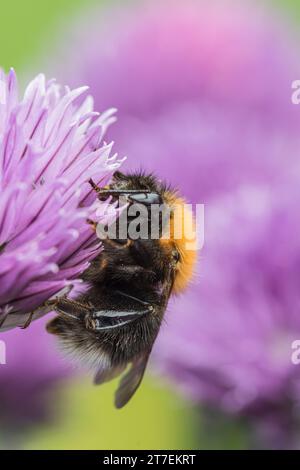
(0, 311, 9, 329)
(86, 290, 156, 331)
(20, 311, 34, 329)
(46, 296, 91, 321)
(89, 178, 101, 193)
(88, 304, 154, 331)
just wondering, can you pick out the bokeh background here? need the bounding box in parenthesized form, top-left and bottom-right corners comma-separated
(1, 0, 300, 449)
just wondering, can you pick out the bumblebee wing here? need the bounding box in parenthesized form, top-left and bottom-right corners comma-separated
(94, 364, 127, 385)
(114, 351, 151, 409)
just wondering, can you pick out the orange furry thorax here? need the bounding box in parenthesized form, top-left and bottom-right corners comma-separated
(160, 192, 197, 294)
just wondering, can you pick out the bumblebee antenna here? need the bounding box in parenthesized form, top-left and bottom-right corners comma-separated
(97, 189, 152, 195)
(89, 178, 151, 195)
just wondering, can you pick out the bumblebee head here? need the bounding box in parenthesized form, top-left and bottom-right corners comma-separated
(95, 170, 198, 294)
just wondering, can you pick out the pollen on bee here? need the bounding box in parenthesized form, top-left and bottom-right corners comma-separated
(87, 218, 97, 232)
(99, 258, 108, 270)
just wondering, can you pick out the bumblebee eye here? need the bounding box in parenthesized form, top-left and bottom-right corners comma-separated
(172, 250, 180, 263)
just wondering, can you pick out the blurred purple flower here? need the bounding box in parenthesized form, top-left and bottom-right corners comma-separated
(0, 317, 70, 435)
(56, 0, 300, 201)
(156, 184, 300, 448)
(0, 69, 122, 328)
(56, 0, 300, 448)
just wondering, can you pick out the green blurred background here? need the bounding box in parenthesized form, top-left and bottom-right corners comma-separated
(0, 0, 298, 450)
(1, 0, 299, 72)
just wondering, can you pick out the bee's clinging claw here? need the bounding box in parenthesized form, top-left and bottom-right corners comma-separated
(20, 311, 35, 329)
(89, 178, 101, 193)
(87, 218, 97, 231)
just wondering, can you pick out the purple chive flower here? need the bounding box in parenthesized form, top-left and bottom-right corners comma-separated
(0, 69, 122, 329)
(0, 70, 122, 436)
(56, 0, 300, 447)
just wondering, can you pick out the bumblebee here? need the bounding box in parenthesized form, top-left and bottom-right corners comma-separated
(47, 171, 197, 408)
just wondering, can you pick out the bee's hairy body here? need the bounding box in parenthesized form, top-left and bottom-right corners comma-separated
(52, 268, 167, 367)
(47, 171, 196, 408)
